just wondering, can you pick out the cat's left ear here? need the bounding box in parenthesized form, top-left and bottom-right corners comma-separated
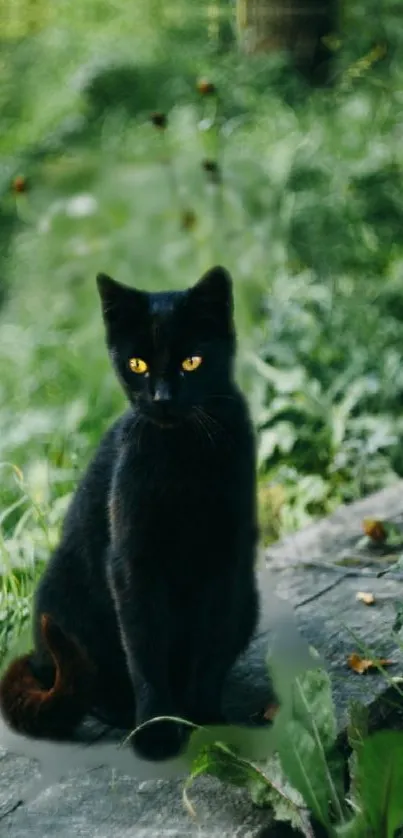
(191, 266, 234, 330)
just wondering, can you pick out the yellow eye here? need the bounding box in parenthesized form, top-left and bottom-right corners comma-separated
(129, 358, 148, 374)
(182, 355, 202, 372)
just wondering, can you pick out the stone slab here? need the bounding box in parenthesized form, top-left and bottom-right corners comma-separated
(1, 481, 403, 836)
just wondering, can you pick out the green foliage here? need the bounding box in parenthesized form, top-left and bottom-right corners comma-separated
(1, 3, 403, 832)
(185, 665, 344, 833)
(337, 731, 403, 838)
(0, 3, 402, 492)
(347, 700, 369, 755)
(1, 0, 403, 715)
(185, 741, 309, 832)
(274, 669, 346, 831)
(186, 665, 403, 837)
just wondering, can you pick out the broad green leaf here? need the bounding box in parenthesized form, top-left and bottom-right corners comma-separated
(354, 731, 403, 838)
(187, 742, 268, 792)
(252, 752, 308, 830)
(185, 743, 307, 832)
(270, 665, 338, 752)
(273, 668, 345, 830)
(247, 353, 307, 394)
(291, 668, 338, 751)
(258, 421, 297, 464)
(335, 814, 374, 838)
(331, 376, 375, 450)
(277, 719, 333, 830)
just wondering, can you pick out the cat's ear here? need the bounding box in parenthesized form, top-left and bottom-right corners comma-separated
(190, 266, 234, 331)
(193, 265, 233, 306)
(96, 274, 144, 326)
(97, 274, 130, 318)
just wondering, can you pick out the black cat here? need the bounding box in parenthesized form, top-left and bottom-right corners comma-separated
(0, 266, 260, 761)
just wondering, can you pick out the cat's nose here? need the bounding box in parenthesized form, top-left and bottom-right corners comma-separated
(153, 382, 171, 403)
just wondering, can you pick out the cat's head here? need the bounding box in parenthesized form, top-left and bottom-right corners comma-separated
(96, 266, 236, 427)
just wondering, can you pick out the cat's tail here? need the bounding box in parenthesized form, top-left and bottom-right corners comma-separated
(0, 614, 94, 739)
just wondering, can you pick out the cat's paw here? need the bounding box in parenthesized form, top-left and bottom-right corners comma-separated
(131, 718, 188, 762)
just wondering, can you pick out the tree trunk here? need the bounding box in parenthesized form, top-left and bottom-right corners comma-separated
(236, 0, 338, 84)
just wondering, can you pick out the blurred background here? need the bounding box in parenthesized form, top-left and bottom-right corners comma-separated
(0, 0, 402, 657)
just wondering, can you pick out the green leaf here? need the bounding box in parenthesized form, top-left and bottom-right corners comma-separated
(277, 720, 333, 830)
(273, 668, 345, 830)
(346, 699, 370, 817)
(271, 665, 338, 752)
(334, 814, 373, 838)
(331, 376, 374, 450)
(353, 731, 403, 838)
(247, 352, 307, 395)
(258, 422, 296, 463)
(185, 743, 307, 832)
(187, 742, 267, 791)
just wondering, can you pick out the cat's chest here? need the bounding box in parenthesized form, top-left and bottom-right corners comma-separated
(110, 432, 238, 539)
(121, 422, 233, 482)
(119, 442, 230, 501)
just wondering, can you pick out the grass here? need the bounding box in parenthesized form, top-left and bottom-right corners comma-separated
(1, 0, 403, 662)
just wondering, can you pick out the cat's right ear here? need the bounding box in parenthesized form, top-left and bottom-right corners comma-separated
(96, 273, 129, 321)
(96, 274, 148, 331)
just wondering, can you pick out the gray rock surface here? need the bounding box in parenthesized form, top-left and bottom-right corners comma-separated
(1, 480, 403, 836)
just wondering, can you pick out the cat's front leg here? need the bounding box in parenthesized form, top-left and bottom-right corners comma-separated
(184, 638, 231, 727)
(107, 555, 188, 761)
(185, 578, 259, 726)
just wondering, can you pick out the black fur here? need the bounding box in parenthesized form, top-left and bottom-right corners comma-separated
(26, 266, 260, 760)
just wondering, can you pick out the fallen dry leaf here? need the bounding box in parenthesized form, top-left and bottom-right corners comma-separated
(356, 591, 375, 606)
(362, 518, 387, 542)
(347, 652, 394, 675)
